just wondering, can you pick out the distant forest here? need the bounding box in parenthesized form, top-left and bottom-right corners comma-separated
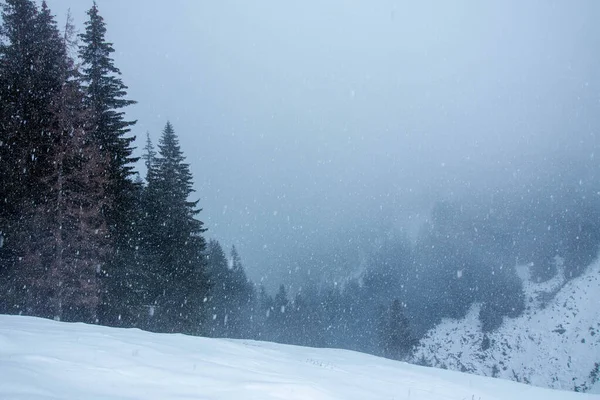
(1, 0, 599, 362)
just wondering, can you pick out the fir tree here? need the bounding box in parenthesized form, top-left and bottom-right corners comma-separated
(29, 76, 110, 322)
(205, 241, 254, 338)
(227, 245, 254, 337)
(205, 239, 230, 337)
(271, 284, 290, 343)
(142, 131, 156, 177)
(255, 285, 273, 340)
(77, 2, 139, 325)
(379, 299, 414, 360)
(0, 0, 71, 315)
(143, 122, 208, 334)
(78, 2, 137, 169)
(0, 0, 67, 204)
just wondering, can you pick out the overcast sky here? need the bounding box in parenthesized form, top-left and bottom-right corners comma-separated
(47, 0, 600, 288)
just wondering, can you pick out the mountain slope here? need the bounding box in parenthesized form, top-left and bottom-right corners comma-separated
(0, 315, 594, 399)
(413, 257, 600, 393)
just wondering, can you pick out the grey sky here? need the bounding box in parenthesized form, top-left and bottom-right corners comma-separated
(48, 0, 599, 288)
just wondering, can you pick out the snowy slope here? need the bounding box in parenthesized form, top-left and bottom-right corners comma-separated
(0, 316, 594, 399)
(413, 257, 600, 393)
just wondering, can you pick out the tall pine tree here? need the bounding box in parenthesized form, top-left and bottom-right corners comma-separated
(143, 122, 208, 334)
(0, 0, 72, 315)
(26, 76, 110, 322)
(77, 2, 139, 325)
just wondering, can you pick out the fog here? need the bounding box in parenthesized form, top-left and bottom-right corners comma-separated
(48, 0, 599, 289)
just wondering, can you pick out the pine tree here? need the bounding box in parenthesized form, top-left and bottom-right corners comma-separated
(204, 241, 254, 338)
(142, 131, 156, 176)
(254, 285, 273, 340)
(227, 245, 254, 337)
(77, 2, 139, 325)
(0, 0, 67, 205)
(78, 2, 137, 173)
(143, 122, 208, 334)
(379, 299, 414, 360)
(117, 134, 158, 329)
(205, 239, 230, 337)
(271, 284, 290, 343)
(288, 283, 325, 347)
(0, 0, 38, 313)
(0, 0, 73, 315)
(29, 78, 110, 322)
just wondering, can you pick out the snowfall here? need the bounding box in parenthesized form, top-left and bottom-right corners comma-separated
(1, 315, 597, 400)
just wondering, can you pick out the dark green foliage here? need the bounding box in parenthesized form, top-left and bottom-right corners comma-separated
(0, 0, 65, 311)
(253, 284, 292, 344)
(408, 201, 525, 333)
(77, 2, 140, 325)
(142, 131, 156, 173)
(269, 284, 290, 343)
(29, 78, 110, 323)
(246, 277, 418, 358)
(205, 241, 254, 338)
(252, 285, 273, 341)
(289, 284, 328, 348)
(78, 1, 137, 169)
(205, 240, 230, 335)
(0, 0, 43, 312)
(0, 0, 67, 265)
(141, 122, 208, 334)
(0, 0, 223, 338)
(378, 299, 414, 360)
(0, 0, 109, 322)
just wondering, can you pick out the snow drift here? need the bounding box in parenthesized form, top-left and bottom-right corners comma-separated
(0, 314, 593, 399)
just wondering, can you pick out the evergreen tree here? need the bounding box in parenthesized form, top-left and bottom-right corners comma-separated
(77, 2, 139, 325)
(142, 131, 156, 176)
(78, 2, 137, 176)
(204, 241, 254, 338)
(378, 299, 414, 360)
(0, 0, 67, 209)
(123, 134, 159, 329)
(340, 279, 372, 352)
(227, 245, 254, 337)
(205, 239, 230, 336)
(288, 292, 308, 345)
(0, 0, 38, 313)
(290, 283, 326, 347)
(320, 285, 345, 348)
(0, 0, 72, 315)
(27, 75, 110, 322)
(143, 122, 208, 334)
(254, 285, 273, 340)
(270, 284, 290, 343)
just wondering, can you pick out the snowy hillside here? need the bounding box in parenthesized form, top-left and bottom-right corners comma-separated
(0, 316, 594, 400)
(413, 257, 600, 393)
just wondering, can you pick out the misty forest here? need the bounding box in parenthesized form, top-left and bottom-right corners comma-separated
(0, 0, 599, 388)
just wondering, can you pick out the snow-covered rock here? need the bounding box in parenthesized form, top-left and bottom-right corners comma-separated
(412, 257, 600, 393)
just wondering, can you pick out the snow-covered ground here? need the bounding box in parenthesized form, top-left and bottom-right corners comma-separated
(0, 315, 596, 400)
(413, 257, 600, 393)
